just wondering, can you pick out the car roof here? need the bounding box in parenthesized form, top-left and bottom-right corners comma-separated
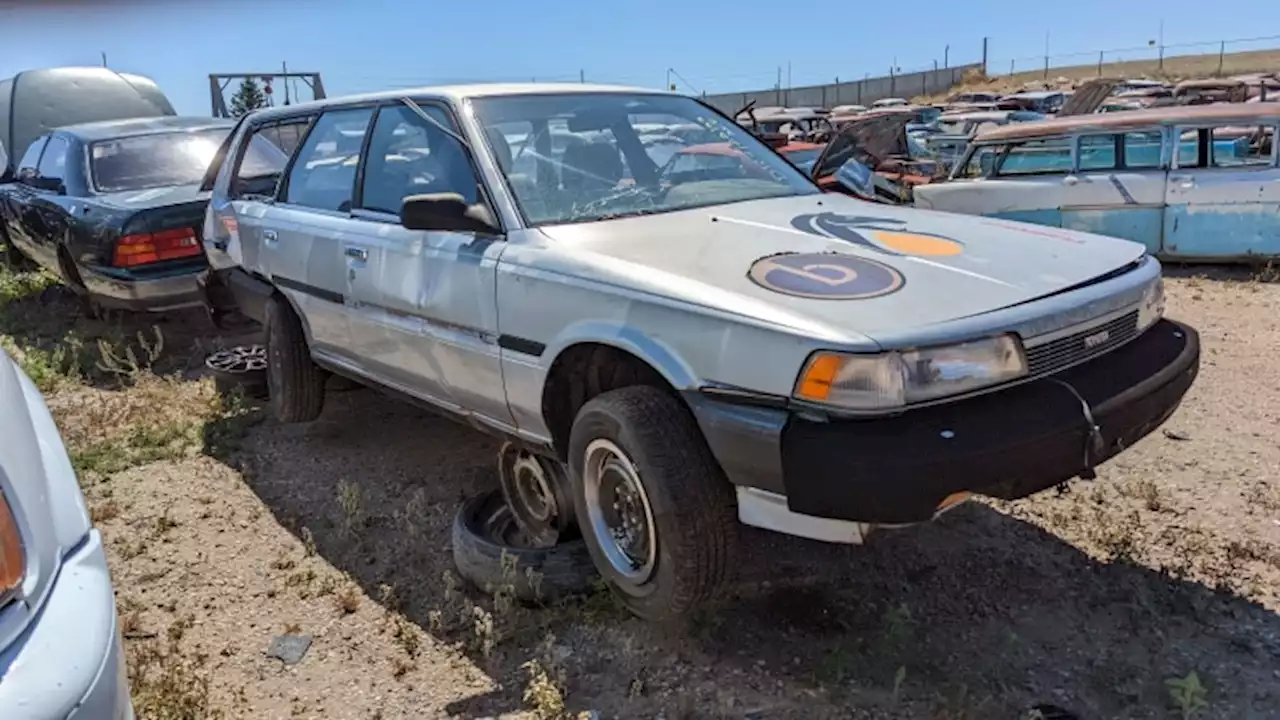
(975, 102, 1280, 142)
(57, 115, 234, 142)
(247, 83, 673, 122)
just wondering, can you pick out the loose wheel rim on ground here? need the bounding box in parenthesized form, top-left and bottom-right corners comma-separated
(582, 438, 657, 585)
(498, 443, 575, 547)
(206, 345, 268, 375)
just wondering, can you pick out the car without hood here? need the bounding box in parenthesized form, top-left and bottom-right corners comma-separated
(197, 83, 1199, 622)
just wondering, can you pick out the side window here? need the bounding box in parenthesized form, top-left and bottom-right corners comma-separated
(233, 117, 313, 199)
(995, 137, 1074, 176)
(1175, 128, 1203, 167)
(1078, 134, 1119, 171)
(957, 144, 1002, 179)
(360, 103, 479, 215)
(37, 136, 70, 184)
(16, 137, 47, 181)
(284, 107, 374, 212)
(1122, 131, 1163, 169)
(1210, 126, 1274, 168)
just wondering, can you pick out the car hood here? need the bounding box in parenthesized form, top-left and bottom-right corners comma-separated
(95, 183, 209, 210)
(538, 193, 1147, 345)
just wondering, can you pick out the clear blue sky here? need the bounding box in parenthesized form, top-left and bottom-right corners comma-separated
(3, 0, 1278, 115)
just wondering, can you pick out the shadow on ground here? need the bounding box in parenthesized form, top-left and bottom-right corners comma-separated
(203, 388, 1280, 719)
(0, 283, 239, 388)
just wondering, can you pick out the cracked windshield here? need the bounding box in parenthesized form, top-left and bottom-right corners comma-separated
(2, 0, 1279, 718)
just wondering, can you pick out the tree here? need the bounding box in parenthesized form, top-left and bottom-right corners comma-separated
(229, 78, 267, 118)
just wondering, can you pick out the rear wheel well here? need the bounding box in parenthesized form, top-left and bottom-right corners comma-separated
(541, 343, 676, 460)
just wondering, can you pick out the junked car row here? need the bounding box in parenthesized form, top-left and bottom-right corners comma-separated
(0, 69, 1206, 627)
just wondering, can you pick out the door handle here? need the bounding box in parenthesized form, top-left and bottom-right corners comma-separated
(344, 246, 368, 261)
(263, 229, 279, 245)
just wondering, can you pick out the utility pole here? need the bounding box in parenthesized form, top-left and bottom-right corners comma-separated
(982, 36, 989, 76)
(282, 61, 290, 105)
(101, 52, 107, 68)
(944, 44, 950, 69)
(579, 68, 585, 83)
(1158, 19, 1165, 71)
(786, 61, 791, 106)
(1044, 29, 1050, 80)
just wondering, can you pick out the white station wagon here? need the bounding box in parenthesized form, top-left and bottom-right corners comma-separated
(197, 84, 1199, 620)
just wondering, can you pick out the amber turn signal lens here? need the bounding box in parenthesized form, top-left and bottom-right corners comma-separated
(796, 352, 841, 401)
(0, 490, 25, 597)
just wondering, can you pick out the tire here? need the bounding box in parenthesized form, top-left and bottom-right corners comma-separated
(452, 490, 596, 604)
(567, 385, 738, 622)
(264, 294, 325, 423)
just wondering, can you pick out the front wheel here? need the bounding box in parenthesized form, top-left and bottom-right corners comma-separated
(567, 386, 738, 622)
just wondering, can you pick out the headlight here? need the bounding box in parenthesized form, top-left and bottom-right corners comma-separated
(795, 334, 1028, 411)
(1137, 276, 1165, 332)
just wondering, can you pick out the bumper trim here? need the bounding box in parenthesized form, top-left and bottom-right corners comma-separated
(79, 264, 203, 312)
(738, 487, 872, 544)
(779, 318, 1200, 524)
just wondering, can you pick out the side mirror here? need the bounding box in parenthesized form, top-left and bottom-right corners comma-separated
(400, 193, 501, 236)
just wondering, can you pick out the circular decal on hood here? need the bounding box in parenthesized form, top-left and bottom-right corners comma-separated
(791, 212, 964, 257)
(748, 253, 905, 300)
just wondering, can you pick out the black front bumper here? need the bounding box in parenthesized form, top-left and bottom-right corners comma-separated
(693, 319, 1200, 525)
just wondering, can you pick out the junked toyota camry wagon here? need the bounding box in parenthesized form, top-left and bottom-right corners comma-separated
(197, 84, 1200, 621)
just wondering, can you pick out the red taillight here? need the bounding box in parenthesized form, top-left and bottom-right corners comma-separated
(113, 227, 202, 267)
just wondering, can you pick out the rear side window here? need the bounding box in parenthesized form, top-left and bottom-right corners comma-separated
(359, 103, 478, 215)
(233, 118, 311, 200)
(285, 108, 374, 212)
(37, 136, 70, 184)
(17, 137, 46, 177)
(1210, 126, 1274, 168)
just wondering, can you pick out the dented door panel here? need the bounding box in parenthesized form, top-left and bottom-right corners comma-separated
(1163, 166, 1280, 259)
(340, 212, 512, 424)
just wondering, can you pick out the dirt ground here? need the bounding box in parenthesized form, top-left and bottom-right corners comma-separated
(1, 262, 1278, 719)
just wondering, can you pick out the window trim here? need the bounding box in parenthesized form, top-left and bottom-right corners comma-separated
(276, 103, 378, 212)
(36, 133, 71, 185)
(227, 112, 320, 202)
(16, 136, 49, 183)
(991, 135, 1075, 178)
(350, 96, 506, 233)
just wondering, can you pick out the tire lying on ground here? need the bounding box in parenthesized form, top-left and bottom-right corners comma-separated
(206, 344, 269, 400)
(452, 489, 596, 604)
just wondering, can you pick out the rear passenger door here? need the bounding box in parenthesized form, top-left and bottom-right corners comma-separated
(344, 100, 513, 426)
(264, 107, 375, 360)
(1163, 124, 1280, 259)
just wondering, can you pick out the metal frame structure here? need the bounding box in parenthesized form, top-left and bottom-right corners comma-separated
(208, 71, 325, 118)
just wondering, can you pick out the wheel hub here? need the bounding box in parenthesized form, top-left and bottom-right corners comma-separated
(583, 439, 656, 584)
(498, 444, 574, 548)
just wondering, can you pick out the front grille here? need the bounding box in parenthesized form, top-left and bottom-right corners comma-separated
(1025, 310, 1140, 377)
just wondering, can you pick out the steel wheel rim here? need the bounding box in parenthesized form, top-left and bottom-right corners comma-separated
(206, 344, 267, 374)
(582, 439, 656, 584)
(511, 453, 556, 525)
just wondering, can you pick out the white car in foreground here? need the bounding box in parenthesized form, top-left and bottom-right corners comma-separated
(0, 348, 132, 718)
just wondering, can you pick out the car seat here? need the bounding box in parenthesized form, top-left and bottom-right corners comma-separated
(560, 141, 623, 202)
